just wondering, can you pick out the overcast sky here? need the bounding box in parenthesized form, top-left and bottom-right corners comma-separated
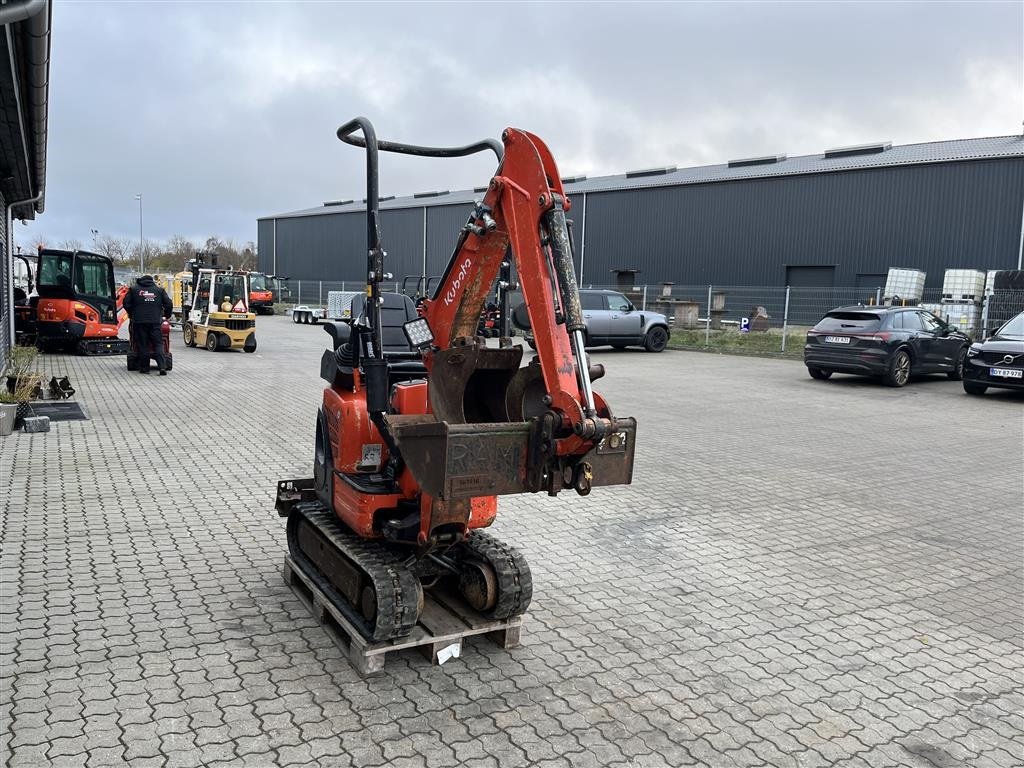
(19, 0, 1023, 251)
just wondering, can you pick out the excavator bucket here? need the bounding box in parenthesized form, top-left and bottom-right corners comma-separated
(388, 411, 637, 501)
(387, 339, 637, 500)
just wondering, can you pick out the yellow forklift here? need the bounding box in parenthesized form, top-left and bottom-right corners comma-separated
(181, 259, 257, 352)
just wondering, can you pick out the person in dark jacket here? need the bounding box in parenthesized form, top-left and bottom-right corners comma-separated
(123, 275, 173, 375)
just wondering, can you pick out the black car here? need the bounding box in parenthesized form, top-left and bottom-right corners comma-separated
(962, 311, 1024, 395)
(804, 305, 970, 387)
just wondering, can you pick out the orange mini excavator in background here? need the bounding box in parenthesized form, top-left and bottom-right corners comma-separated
(32, 248, 128, 355)
(277, 117, 637, 642)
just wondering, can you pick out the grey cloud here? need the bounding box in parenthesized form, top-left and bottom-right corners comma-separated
(20, 0, 1022, 250)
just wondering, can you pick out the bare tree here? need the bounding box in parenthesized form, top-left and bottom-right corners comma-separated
(59, 238, 83, 250)
(239, 241, 257, 271)
(92, 234, 134, 265)
(147, 234, 196, 272)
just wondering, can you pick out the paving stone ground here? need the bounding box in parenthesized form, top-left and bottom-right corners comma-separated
(2, 315, 1022, 768)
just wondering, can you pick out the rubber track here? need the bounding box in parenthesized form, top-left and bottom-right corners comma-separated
(77, 339, 129, 355)
(460, 532, 533, 620)
(287, 502, 421, 643)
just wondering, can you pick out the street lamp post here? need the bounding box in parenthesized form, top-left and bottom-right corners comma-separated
(134, 193, 144, 273)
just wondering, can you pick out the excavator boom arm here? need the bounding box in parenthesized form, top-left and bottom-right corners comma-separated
(422, 128, 601, 438)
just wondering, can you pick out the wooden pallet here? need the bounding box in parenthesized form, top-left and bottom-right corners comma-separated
(282, 556, 523, 675)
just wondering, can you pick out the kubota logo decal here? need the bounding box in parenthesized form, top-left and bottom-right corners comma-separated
(444, 258, 473, 307)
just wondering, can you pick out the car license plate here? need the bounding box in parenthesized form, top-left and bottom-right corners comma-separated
(990, 367, 1023, 379)
(825, 336, 851, 344)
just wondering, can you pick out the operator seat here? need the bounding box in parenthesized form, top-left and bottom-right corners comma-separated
(322, 292, 426, 382)
(350, 292, 420, 353)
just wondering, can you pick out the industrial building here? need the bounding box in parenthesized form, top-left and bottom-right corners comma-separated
(258, 135, 1024, 291)
(0, 0, 51, 374)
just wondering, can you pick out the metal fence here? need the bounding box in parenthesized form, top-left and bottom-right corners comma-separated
(273, 280, 407, 311)
(268, 278, 1024, 356)
(581, 283, 1024, 358)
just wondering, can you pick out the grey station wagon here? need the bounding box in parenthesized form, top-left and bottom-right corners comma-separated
(516, 289, 671, 352)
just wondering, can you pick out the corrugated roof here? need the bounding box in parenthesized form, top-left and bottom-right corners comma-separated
(261, 134, 1024, 221)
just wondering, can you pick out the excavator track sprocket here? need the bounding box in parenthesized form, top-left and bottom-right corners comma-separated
(287, 502, 423, 643)
(455, 532, 533, 621)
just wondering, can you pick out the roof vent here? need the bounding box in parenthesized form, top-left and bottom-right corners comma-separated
(728, 154, 786, 168)
(354, 195, 395, 204)
(625, 166, 676, 179)
(561, 174, 587, 184)
(413, 189, 450, 198)
(323, 199, 353, 207)
(824, 142, 892, 159)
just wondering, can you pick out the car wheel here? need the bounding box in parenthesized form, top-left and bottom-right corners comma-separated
(884, 348, 912, 387)
(183, 323, 196, 347)
(206, 332, 219, 352)
(807, 367, 832, 380)
(643, 326, 669, 353)
(947, 346, 968, 380)
(963, 381, 987, 396)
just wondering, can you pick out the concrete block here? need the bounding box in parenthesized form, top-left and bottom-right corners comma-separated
(21, 415, 50, 433)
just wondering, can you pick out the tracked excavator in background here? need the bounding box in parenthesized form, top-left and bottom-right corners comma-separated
(277, 117, 637, 642)
(19, 248, 128, 355)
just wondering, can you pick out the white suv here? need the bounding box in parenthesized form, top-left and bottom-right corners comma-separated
(517, 289, 670, 352)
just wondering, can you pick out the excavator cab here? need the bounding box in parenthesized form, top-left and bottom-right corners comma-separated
(12, 253, 36, 345)
(279, 117, 636, 644)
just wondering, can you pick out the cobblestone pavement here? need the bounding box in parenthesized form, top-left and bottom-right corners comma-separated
(2, 316, 1022, 768)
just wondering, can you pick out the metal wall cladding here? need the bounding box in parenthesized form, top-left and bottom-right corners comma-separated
(259, 157, 1024, 287)
(577, 158, 1024, 288)
(259, 207, 426, 281)
(426, 204, 475, 277)
(257, 219, 274, 273)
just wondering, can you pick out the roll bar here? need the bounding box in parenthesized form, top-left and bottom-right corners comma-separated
(335, 116, 503, 360)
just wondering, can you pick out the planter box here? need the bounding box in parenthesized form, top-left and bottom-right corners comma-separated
(0, 403, 16, 436)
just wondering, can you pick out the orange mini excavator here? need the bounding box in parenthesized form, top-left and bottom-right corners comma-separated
(32, 248, 128, 355)
(277, 118, 637, 641)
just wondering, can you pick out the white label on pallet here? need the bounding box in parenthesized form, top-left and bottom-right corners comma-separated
(437, 643, 462, 665)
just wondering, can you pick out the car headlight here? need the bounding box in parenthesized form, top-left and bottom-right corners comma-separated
(967, 345, 981, 358)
